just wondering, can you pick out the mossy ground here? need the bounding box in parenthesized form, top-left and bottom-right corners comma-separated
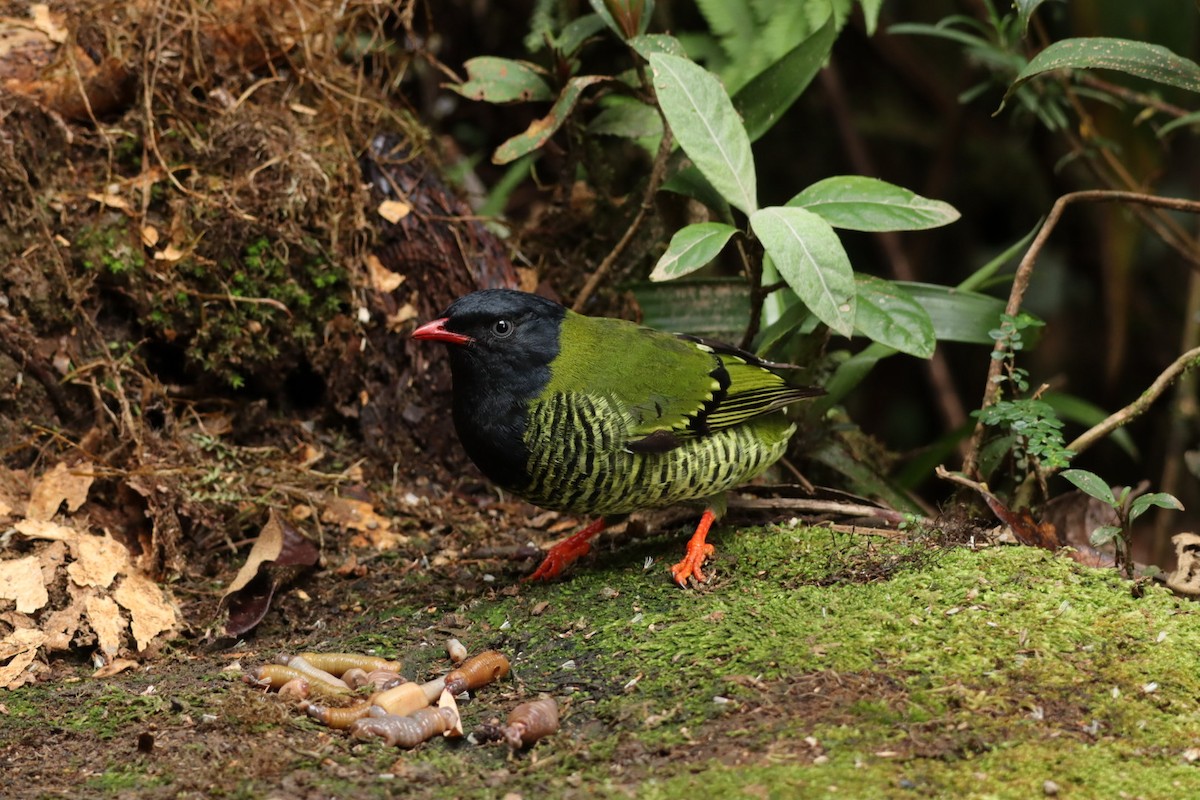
(4, 522, 1199, 799)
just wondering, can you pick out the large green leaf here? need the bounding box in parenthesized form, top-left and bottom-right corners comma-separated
(1129, 492, 1183, 523)
(789, 176, 960, 231)
(448, 57, 554, 104)
(628, 33, 688, 60)
(1004, 38, 1200, 111)
(1059, 469, 1116, 507)
(750, 206, 855, 337)
(732, 15, 835, 143)
(649, 222, 738, 282)
(895, 282, 1007, 344)
(650, 53, 758, 215)
(853, 275, 935, 358)
(492, 76, 608, 164)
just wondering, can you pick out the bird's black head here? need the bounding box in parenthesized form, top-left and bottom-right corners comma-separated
(413, 289, 565, 382)
(412, 290, 566, 487)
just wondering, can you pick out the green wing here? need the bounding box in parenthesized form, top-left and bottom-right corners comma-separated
(546, 312, 821, 450)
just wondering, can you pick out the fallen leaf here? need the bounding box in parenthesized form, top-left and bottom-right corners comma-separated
(220, 510, 319, 637)
(386, 303, 419, 331)
(377, 199, 412, 224)
(321, 496, 391, 534)
(113, 573, 179, 651)
(14, 518, 77, 540)
(141, 225, 160, 247)
(365, 253, 405, 293)
(153, 243, 185, 262)
(30, 4, 68, 43)
(41, 586, 89, 651)
(85, 594, 125, 659)
(67, 533, 130, 589)
(0, 556, 48, 613)
(0, 628, 46, 689)
(93, 658, 138, 679)
(26, 461, 94, 521)
(86, 191, 130, 210)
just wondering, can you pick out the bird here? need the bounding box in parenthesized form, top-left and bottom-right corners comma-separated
(411, 289, 822, 586)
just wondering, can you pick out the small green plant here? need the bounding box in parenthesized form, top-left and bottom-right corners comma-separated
(975, 312, 1073, 475)
(1059, 468, 1183, 578)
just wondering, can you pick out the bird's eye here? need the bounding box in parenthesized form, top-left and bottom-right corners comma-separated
(492, 319, 514, 338)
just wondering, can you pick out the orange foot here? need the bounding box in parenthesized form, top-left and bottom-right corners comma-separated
(670, 509, 717, 587)
(524, 518, 608, 582)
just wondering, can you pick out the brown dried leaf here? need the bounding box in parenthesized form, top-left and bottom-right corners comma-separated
(67, 533, 130, 589)
(220, 509, 319, 637)
(113, 573, 179, 651)
(85, 594, 125, 658)
(26, 461, 94, 521)
(0, 628, 46, 689)
(377, 199, 412, 224)
(366, 253, 405, 293)
(30, 4, 68, 43)
(92, 657, 139, 678)
(0, 556, 49, 613)
(41, 586, 89, 651)
(386, 303, 419, 332)
(1167, 532, 1200, 596)
(13, 518, 75, 540)
(321, 496, 391, 534)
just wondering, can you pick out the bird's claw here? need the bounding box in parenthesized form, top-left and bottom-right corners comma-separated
(524, 539, 592, 583)
(670, 542, 715, 587)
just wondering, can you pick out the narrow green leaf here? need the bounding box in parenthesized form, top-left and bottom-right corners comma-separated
(888, 22, 993, 50)
(629, 34, 688, 60)
(629, 278, 750, 342)
(956, 222, 1041, 293)
(789, 176, 960, 231)
(650, 53, 758, 215)
(649, 223, 738, 282)
(1129, 492, 1184, 522)
(1004, 38, 1200, 112)
(1089, 525, 1122, 548)
(750, 207, 855, 336)
(588, 98, 663, 138)
(448, 57, 554, 104)
(1158, 109, 1200, 138)
(1015, 0, 1056, 34)
(1060, 469, 1117, 506)
(859, 0, 884, 36)
(492, 76, 608, 164)
(894, 282, 1008, 345)
(853, 275, 936, 358)
(553, 14, 608, 57)
(732, 15, 835, 143)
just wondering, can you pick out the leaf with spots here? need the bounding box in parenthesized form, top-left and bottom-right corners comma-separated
(447, 57, 554, 104)
(493, 76, 609, 164)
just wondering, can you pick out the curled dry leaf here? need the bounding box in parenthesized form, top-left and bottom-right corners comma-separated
(1167, 533, 1200, 596)
(0, 628, 47, 689)
(377, 199, 412, 224)
(220, 509, 319, 637)
(92, 657, 138, 679)
(365, 253, 405, 293)
(85, 594, 125, 659)
(0, 555, 49, 613)
(112, 573, 178, 651)
(66, 533, 130, 589)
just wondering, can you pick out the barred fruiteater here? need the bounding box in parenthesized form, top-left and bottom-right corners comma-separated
(412, 289, 823, 587)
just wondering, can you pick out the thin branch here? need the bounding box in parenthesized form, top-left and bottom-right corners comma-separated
(962, 190, 1200, 478)
(1061, 345, 1200, 461)
(572, 104, 674, 312)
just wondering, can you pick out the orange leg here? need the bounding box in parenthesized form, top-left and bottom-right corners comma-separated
(670, 509, 717, 587)
(524, 517, 609, 582)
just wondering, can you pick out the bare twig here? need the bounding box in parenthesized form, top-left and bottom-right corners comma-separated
(962, 190, 1200, 478)
(1061, 345, 1200, 462)
(572, 113, 674, 311)
(727, 495, 913, 526)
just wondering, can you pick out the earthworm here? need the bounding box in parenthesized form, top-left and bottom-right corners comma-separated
(444, 650, 509, 695)
(287, 656, 350, 689)
(247, 664, 349, 696)
(503, 697, 559, 749)
(342, 668, 370, 690)
(295, 652, 402, 676)
(446, 638, 467, 664)
(363, 669, 405, 691)
(349, 706, 460, 748)
(305, 679, 445, 728)
(277, 677, 310, 702)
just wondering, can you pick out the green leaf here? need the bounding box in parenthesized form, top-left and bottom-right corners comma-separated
(628, 34, 688, 60)
(894, 282, 1008, 345)
(553, 14, 608, 57)
(750, 206, 855, 337)
(492, 76, 608, 164)
(448, 57, 554, 104)
(1004, 38, 1200, 112)
(588, 98, 663, 138)
(887, 22, 993, 50)
(650, 53, 758, 215)
(956, 222, 1041, 293)
(629, 278, 750, 342)
(1158, 109, 1200, 138)
(818, 341, 895, 410)
(789, 176, 960, 231)
(1129, 492, 1183, 522)
(649, 223, 738, 282)
(1015, 0, 1058, 34)
(1089, 525, 1122, 548)
(860, 0, 885, 36)
(853, 275, 935, 358)
(1060, 469, 1117, 507)
(732, 15, 835, 143)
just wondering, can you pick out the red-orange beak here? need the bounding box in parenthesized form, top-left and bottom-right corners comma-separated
(411, 317, 473, 345)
